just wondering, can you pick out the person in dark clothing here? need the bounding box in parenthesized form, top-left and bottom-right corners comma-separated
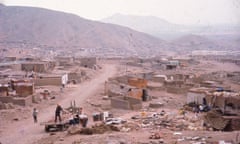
(203, 97, 207, 105)
(69, 114, 80, 125)
(32, 108, 38, 123)
(55, 104, 63, 123)
(74, 114, 80, 124)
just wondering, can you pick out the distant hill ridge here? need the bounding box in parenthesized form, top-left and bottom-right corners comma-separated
(101, 14, 240, 41)
(0, 5, 170, 56)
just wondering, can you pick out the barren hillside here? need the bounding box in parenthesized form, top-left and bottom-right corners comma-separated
(0, 5, 171, 56)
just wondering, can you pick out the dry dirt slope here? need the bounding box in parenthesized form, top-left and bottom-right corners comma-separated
(0, 5, 170, 54)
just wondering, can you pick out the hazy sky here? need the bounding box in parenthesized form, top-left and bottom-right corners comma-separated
(3, 0, 240, 25)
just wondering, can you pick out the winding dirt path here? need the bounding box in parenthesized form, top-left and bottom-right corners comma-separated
(0, 64, 117, 144)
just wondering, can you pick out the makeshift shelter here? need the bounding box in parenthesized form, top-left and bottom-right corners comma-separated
(206, 91, 240, 115)
(186, 88, 210, 104)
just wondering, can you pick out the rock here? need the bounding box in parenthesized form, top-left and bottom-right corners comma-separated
(149, 132, 162, 139)
(149, 140, 159, 144)
(72, 140, 82, 144)
(159, 139, 164, 143)
(49, 132, 56, 135)
(106, 139, 127, 144)
(102, 96, 109, 100)
(149, 102, 164, 108)
(173, 132, 182, 135)
(68, 126, 81, 135)
(131, 115, 141, 119)
(119, 140, 127, 144)
(109, 125, 121, 131)
(50, 96, 56, 99)
(80, 128, 93, 135)
(191, 136, 201, 141)
(121, 127, 130, 132)
(13, 118, 19, 121)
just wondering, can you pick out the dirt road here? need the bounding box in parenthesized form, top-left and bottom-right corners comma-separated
(0, 64, 117, 144)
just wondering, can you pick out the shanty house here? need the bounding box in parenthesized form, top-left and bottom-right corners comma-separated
(34, 73, 68, 86)
(80, 57, 97, 68)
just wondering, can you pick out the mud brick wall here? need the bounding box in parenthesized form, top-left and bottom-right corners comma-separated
(14, 84, 34, 97)
(80, 57, 97, 68)
(0, 91, 8, 96)
(108, 90, 122, 97)
(124, 96, 142, 105)
(68, 72, 82, 82)
(34, 77, 62, 86)
(13, 96, 32, 106)
(152, 76, 166, 83)
(0, 96, 12, 103)
(128, 78, 147, 88)
(4, 57, 17, 61)
(147, 85, 165, 91)
(108, 76, 128, 84)
(166, 86, 190, 94)
(128, 88, 143, 100)
(10, 64, 22, 71)
(0, 86, 8, 96)
(229, 119, 240, 131)
(0, 95, 32, 106)
(164, 80, 184, 87)
(111, 97, 130, 109)
(21, 63, 46, 73)
(131, 104, 142, 110)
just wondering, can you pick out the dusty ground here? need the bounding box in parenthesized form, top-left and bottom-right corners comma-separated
(0, 60, 240, 144)
(0, 64, 117, 144)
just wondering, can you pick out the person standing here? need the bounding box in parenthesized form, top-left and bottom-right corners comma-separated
(79, 113, 88, 127)
(32, 108, 38, 123)
(55, 104, 63, 123)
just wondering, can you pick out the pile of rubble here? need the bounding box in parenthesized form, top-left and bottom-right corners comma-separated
(68, 123, 120, 135)
(131, 110, 204, 131)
